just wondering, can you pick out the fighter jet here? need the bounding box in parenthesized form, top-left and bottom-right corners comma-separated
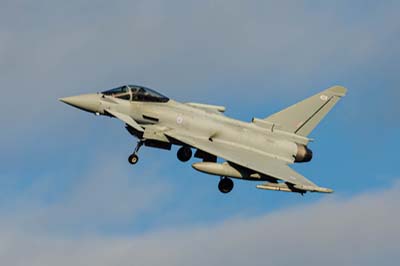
(60, 85, 347, 194)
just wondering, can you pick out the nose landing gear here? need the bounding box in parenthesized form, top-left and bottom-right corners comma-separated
(128, 154, 139, 165)
(218, 177, 234, 193)
(128, 140, 144, 165)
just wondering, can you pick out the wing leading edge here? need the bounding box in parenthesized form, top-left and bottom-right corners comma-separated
(104, 109, 144, 133)
(165, 130, 332, 193)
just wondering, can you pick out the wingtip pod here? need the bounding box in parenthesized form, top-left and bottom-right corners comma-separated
(327, 85, 347, 97)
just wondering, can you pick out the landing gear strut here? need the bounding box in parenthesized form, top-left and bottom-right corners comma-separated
(177, 146, 192, 162)
(218, 177, 234, 193)
(128, 140, 144, 165)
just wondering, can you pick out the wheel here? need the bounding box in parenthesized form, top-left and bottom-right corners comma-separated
(128, 154, 139, 165)
(177, 146, 192, 162)
(218, 178, 234, 193)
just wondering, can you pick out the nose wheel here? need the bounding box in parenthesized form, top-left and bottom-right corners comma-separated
(128, 154, 139, 165)
(218, 177, 234, 193)
(128, 140, 144, 165)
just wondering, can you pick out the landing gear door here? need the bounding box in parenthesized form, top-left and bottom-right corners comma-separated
(142, 125, 170, 143)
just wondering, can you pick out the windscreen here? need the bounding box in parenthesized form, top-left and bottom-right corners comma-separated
(102, 86, 131, 100)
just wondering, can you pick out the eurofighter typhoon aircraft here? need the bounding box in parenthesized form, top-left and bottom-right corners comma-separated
(60, 85, 346, 194)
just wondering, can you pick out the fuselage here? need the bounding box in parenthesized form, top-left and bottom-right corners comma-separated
(59, 87, 313, 172)
(106, 97, 308, 165)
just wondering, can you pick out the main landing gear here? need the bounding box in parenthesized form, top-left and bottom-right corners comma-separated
(129, 143, 193, 165)
(177, 146, 192, 162)
(128, 140, 144, 165)
(218, 177, 234, 193)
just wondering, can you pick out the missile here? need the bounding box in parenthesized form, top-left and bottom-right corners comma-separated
(294, 184, 333, 193)
(256, 182, 333, 193)
(256, 182, 295, 192)
(192, 162, 261, 179)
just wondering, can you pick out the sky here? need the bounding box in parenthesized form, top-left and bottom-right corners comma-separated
(0, 0, 399, 265)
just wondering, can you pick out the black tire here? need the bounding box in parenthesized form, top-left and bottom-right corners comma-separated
(218, 178, 234, 193)
(177, 147, 192, 162)
(128, 154, 139, 165)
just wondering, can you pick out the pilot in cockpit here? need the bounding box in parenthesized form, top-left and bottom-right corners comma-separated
(102, 85, 169, 103)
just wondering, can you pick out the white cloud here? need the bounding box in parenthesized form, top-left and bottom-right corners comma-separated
(0, 3, 398, 265)
(1, 1, 399, 150)
(1, 179, 399, 266)
(1, 1, 399, 98)
(0, 155, 171, 234)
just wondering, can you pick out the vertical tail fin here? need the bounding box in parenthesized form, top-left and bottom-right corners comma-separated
(265, 86, 347, 137)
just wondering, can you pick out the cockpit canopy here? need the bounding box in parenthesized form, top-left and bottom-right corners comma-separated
(102, 85, 169, 103)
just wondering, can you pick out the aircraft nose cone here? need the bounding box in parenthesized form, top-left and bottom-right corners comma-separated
(59, 94, 100, 114)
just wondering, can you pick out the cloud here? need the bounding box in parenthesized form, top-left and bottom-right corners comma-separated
(2, 1, 399, 99)
(0, 155, 171, 234)
(1, 179, 399, 266)
(1, 0, 399, 154)
(0, 2, 398, 263)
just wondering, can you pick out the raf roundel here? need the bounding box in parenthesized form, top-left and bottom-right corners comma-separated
(176, 116, 184, 124)
(320, 95, 328, 101)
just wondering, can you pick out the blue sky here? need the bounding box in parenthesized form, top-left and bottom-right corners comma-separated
(0, 1, 399, 265)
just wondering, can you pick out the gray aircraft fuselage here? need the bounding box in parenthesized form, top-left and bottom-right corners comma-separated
(63, 93, 303, 168)
(60, 84, 346, 194)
